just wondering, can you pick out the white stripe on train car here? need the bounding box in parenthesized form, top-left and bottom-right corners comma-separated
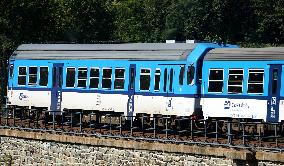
(61, 92, 128, 114)
(202, 98, 267, 121)
(7, 90, 51, 108)
(279, 100, 284, 121)
(135, 95, 195, 116)
(61, 92, 195, 116)
(8, 89, 196, 117)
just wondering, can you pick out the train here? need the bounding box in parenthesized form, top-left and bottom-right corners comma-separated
(5, 43, 284, 131)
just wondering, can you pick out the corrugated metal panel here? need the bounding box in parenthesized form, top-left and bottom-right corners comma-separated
(205, 47, 284, 61)
(12, 50, 191, 60)
(12, 43, 196, 60)
(17, 43, 196, 51)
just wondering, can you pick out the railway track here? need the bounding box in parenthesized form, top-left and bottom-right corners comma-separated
(0, 108, 283, 152)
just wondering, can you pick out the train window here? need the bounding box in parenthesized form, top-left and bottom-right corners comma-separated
(179, 65, 185, 85)
(140, 69, 151, 91)
(248, 69, 264, 94)
(28, 67, 37, 86)
(18, 67, 27, 86)
(66, 68, 75, 87)
(197, 59, 203, 84)
(114, 68, 125, 90)
(163, 68, 167, 92)
(187, 65, 195, 85)
(39, 67, 48, 86)
(130, 67, 135, 90)
(102, 68, 112, 89)
(9, 64, 14, 78)
(154, 69, 161, 91)
(169, 68, 173, 92)
(272, 69, 278, 95)
(90, 68, 100, 89)
(77, 68, 88, 88)
(208, 69, 223, 93)
(228, 69, 243, 94)
(59, 67, 63, 88)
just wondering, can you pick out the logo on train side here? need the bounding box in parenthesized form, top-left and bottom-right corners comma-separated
(224, 101, 231, 109)
(224, 100, 249, 109)
(128, 97, 133, 112)
(270, 97, 277, 118)
(19, 93, 28, 100)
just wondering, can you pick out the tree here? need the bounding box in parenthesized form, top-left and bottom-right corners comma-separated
(164, 0, 187, 41)
(0, 0, 60, 45)
(112, 0, 171, 42)
(252, 0, 284, 44)
(0, 0, 60, 103)
(60, 0, 114, 42)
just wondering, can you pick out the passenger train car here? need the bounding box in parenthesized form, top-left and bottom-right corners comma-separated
(7, 43, 284, 124)
(201, 48, 284, 123)
(7, 43, 233, 120)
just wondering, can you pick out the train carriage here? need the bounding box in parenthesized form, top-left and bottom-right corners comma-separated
(201, 47, 284, 122)
(7, 43, 234, 120)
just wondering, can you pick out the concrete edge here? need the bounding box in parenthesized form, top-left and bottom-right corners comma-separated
(255, 151, 284, 163)
(0, 129, 254, 161)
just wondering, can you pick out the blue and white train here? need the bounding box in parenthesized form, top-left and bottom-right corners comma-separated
(6, 43, 284, 123)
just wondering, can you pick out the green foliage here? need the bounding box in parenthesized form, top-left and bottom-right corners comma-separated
(0, 154, 13, 166)
(0, 0, 283, 46)
(164, 0, 187, 40)
(0, 0, 284, 103)
(59, 0, 114, 42)
(112, 0, 169, 42)
(0, 0, 59, 47)
(251, 0, 284, 44)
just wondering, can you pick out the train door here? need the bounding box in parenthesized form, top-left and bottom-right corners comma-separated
(127, 64, 136, 119)
(51, 63, 64, 112)
(161, 67, 174, 94)
(267, 64, 282, 122)
(163, 67, 174, 111)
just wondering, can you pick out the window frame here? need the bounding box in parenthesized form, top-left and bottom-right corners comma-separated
(89, 67, 100, 89)
(139, 68, 151, 91)
(39, 66, 49, 87)
(247, 69, 264, 94)
(28, 66, 38, 86)
(18, 66, 27, 86)
(114, 68, 125, 90)
(154, 68, 161, 92)
(66, 67, 76, 88)
(77, 67, 88, 88)
(102, 67, 112, 90)
(227, 69, 244, 94)
(208, 68, 224, 93)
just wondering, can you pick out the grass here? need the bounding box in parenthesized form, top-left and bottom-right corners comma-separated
(0, 154, 13, 166)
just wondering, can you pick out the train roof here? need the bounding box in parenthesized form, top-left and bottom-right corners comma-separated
(205, 47, 284, 61)
(11, 43, 197, 61)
